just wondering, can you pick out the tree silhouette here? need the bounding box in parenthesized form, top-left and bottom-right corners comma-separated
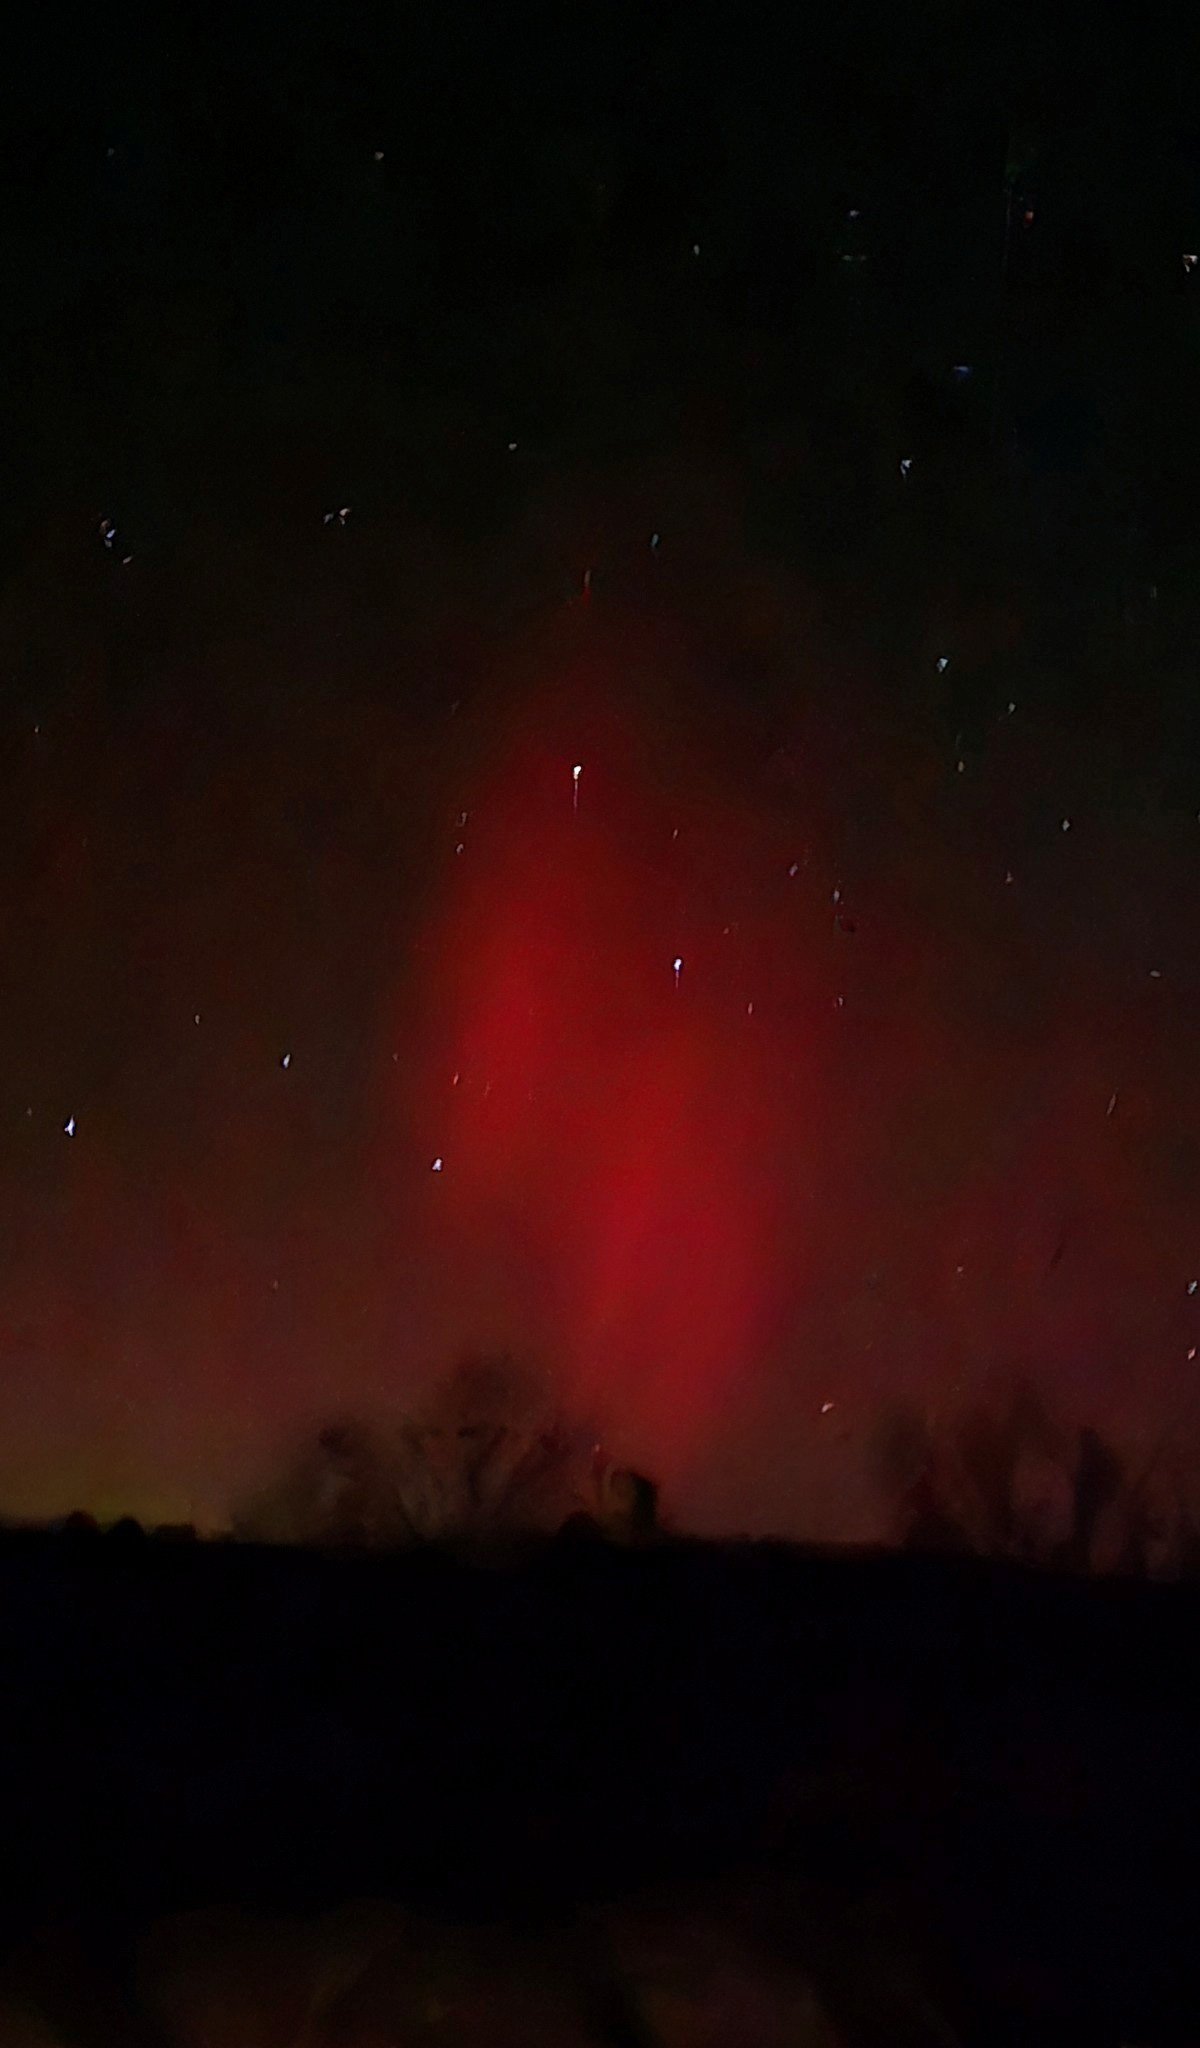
(1067, 1426, 1124, 1573)
(871, 1403, 970, 1553)
(873, 1380, 1197, 1579)
(409, 1352, 588, 1539)
(231, 1354, 606, 1550)
(951, 1381, 1074, 1564)
(60, 1510, 100, 1541)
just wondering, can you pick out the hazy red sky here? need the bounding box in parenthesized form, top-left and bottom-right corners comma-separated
(5, 5, 1200, 1542)
(0, 495, 1198, 1541)
(394, 600, 1200, 1540)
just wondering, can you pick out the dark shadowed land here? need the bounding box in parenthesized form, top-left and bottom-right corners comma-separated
(0, 1524, 1197, 2045)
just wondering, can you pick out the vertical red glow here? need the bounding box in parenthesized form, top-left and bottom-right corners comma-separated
(402, 632, 816, 1499)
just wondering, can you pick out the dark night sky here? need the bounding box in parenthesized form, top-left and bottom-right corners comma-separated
(1, 2, 1200, 1537)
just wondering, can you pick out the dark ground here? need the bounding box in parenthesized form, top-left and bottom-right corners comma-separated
(0, 1526, 1197, 2044)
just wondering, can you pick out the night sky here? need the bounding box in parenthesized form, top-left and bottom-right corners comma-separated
(2, 3, 1200, 1539)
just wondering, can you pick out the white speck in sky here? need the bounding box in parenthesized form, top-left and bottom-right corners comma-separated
(63, 1116, 75, 1138)
(431, 1156, 443, 1172)
(281, 1052, 291, 1069)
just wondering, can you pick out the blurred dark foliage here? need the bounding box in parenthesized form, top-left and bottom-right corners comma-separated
(876, 1378, 1199, 1578)
(231, 1353, 662, 1552)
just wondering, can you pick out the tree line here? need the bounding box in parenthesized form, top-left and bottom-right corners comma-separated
(875, 1379, 1200, 1578)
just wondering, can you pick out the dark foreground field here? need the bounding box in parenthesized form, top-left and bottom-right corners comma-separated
(0, 1527, 1195, 2045)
